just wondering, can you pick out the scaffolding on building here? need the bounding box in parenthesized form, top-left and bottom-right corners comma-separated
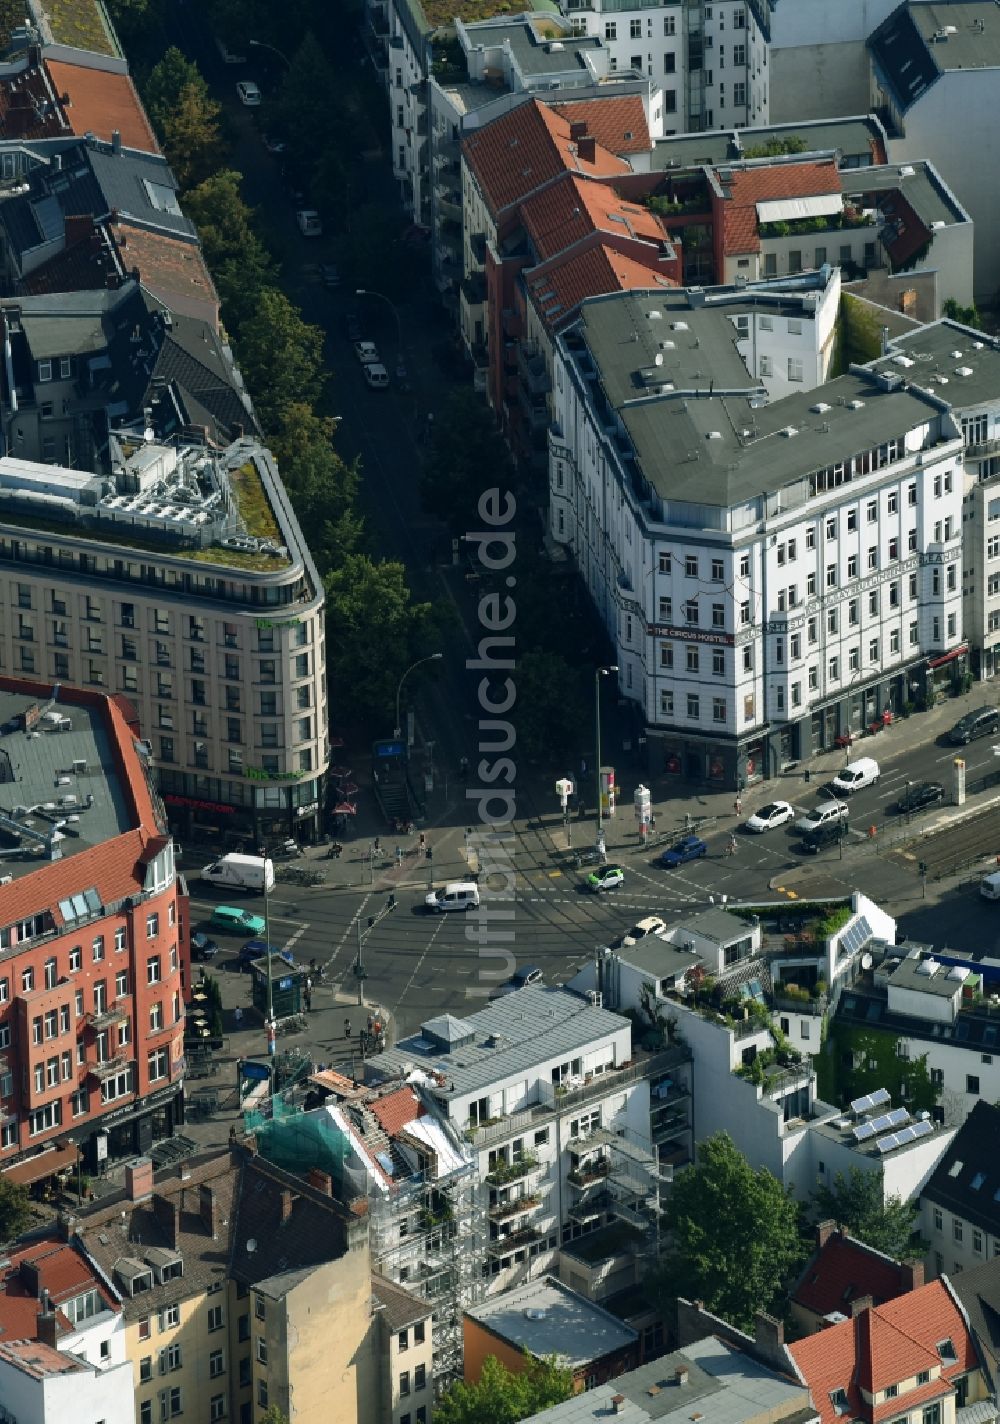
(367, 1115, 487, 1384)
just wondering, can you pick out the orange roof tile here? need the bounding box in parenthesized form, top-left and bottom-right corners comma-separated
(462, 98, 630, 221)
(45, 60, 159, 155)
(551, 96, 651, 156)
(715, 158, 843, 256)
(520, 172, 667, 261)
(370, 1086, 423, 1138)
(0, 1238, 118, 1343)
(527, 241, 676, 332)
(789, 1281, 974, 1424)
(793, 1234, 914, 1317)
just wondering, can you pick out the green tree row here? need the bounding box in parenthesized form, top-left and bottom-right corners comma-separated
(137, 46, 436, 726)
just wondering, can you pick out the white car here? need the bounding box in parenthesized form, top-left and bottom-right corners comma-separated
(744, 800, 794, 833)
(363, 362, 389, 389)
(354, 340, 380, 366)
(831, 757, 880, 795)
(236, 81, 261, 106)
(795, 801, 850, 833)
(622, 915, 667, 947)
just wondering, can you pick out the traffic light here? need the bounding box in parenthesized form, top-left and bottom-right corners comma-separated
(919, 861, 928, 876)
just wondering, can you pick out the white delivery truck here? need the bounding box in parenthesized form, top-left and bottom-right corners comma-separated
(201, 853, 275, 894)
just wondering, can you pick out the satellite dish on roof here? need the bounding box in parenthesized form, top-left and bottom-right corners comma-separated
(861, 952, 874, 970)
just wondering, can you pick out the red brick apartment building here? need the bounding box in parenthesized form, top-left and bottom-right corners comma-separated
(0, 677, 186, 1188)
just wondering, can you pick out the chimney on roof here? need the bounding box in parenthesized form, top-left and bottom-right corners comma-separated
(19, 1258, 41, 1298)
(851, 1294, 875, 1318)
(111, 129, 121, 156)
(280, 1190, 295, 1224)
(36, 1289, 58, 1349)
(612, 1397, 626, 1416)
(900, 1260, 925, 1293)
(752, 1312, 787, 1370)
(569, 119, 588, 139)
(27, 43, 40, 67)
(577, 135, 596, 163)
(307, 1168, 333, 1196)
(816, 1219, 838, 1250)
(152, 1192, 179, 1249)
(675, 1366, 690, 1386)
(126, 1157, 154, 1202)
(199, 1184, 219, 1240)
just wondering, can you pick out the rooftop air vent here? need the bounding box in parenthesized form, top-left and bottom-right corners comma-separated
(811, 402, 831, 413)
(892, 355, 914, 368)
(646, 309, 663, 320)
(951, 349, 964, 358)
(955, 366, 973, 377)
(707, 430, 722, 439)
(781, 426, 798, 438)
(670, 321, 689, 331)
(899, 164, 915, 176)
(848, 399, 865, 409)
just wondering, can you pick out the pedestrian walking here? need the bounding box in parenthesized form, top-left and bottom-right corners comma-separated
(234, 1006, 242, 1028)
(727, 832, 738, 856)
(304, 987, 312, 1012)
(734, 795, 743, 817)
(395, 845, 403, 867)
(419, 831, 426, 851)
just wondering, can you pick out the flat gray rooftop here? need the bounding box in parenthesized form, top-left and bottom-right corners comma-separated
(366, 986, 627, 1101)
(650, 116, 883, 172)
(675, 907, 750, 943)
(871, 320, 1000, 409)
(909, 0, 1000, 70)
(843, 162, 968, 228)
(888, 951, 971, 997)
(467, 1275, 638, 1367)
(0, 689, 131, 881)
(471, 20, 604, 75)
(572, 289, 945, 508)
(619, 939, 701, 978)
(516, 1333, 809, 1424)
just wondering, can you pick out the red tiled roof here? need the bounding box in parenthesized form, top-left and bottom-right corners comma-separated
(527, 241, 676, 332)
(463, 98, 630, 221)
(520, 172, 667, 262)
(370, 1086, 424, 1138)
(793, 1234, 914, 1317)
(46, 60, 159, 154)
(110, 221, 219, 329)
(789, 1281, 975, 1424)
(552, 96, 651, 156)
(0, 1238, 118, 1343)
(715, 158, 843, 256)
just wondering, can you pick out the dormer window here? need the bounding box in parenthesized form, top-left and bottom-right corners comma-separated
(37, 360, 51, 383)
(115, 1257, 154, 1296)
(937, 1338, 957, 1364)
(917, 1371, 930, 1385)
(830, 1388, 849, 1414)
(884, 1384, 898, 1399)
(145, 1247, 183, 1284)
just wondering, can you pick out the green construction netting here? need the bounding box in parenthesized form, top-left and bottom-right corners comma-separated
(250, 1098, 356, 1184)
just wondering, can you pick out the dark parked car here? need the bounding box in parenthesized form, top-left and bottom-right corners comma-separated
(660, 836, 708, 868)
(191, 932, 218, 961)
(949, 706, 1000, 745)
(795, 820, 848, 855)
(894, 780, 945, 815)
(344, 308, 363, 343)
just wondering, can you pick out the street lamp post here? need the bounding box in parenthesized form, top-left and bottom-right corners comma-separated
(595, 666, 618, 846)
(394, 652, 443, 739)
(357, 288, 404, 373)
(248, 38, 292, 67)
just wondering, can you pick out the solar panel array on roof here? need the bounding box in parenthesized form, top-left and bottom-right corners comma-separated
(854, 1120, 877, 1143)
(876, 1119, 933, 1153)
(870, 1107, 910, 1133)
(839, 915, 873, 959)
(851, 1087, 891, 1116)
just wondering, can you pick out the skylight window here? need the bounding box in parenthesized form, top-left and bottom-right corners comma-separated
(948, 1160, 964, 1177)
(970, 1172, 986, 1191)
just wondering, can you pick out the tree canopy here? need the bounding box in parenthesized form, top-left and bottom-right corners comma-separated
(234, 289, 326, 431)
(421, 390, 514, 536)
(659, 1132, 803, 1330)
(0, 1175, 31, 1244)
(811, 1167, 923, 1261)
(435, 1354, 573, 1424)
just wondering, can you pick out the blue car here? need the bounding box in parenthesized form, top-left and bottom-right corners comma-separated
(659, 836, 708, 868)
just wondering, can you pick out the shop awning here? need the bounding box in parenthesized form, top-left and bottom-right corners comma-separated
(2, 1142, 79, 1186)
(928, 645, 967, 670)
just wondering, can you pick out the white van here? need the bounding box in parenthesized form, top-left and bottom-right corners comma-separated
(201, 853, 275, 894)
(832, 757, 880, 794)
(425, 881, 480, 912)
(980, 871, 1000, 900)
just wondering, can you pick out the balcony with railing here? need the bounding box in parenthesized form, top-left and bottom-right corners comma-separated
(516, 341, 550, 397)
(85, 999, 130, 1032)
(488, 1193, 541, 1222)
(968, 437, 1000, 459)
(86, 1051, 130, 1080)
(485, 1152, 540, 1187)
(487, 1225, 542, 1256)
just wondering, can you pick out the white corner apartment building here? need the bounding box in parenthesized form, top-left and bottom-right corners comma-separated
(365, 987, 680, 1303)
(868, 320, 1000, 679)
(0, 430, 329, 844)
(562, 0, 770, 133)
(549, 275, 968, 788)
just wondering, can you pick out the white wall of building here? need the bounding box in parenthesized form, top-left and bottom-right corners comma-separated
(879, 70, 1000, 300)
(0, 1353, 134, 1424)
